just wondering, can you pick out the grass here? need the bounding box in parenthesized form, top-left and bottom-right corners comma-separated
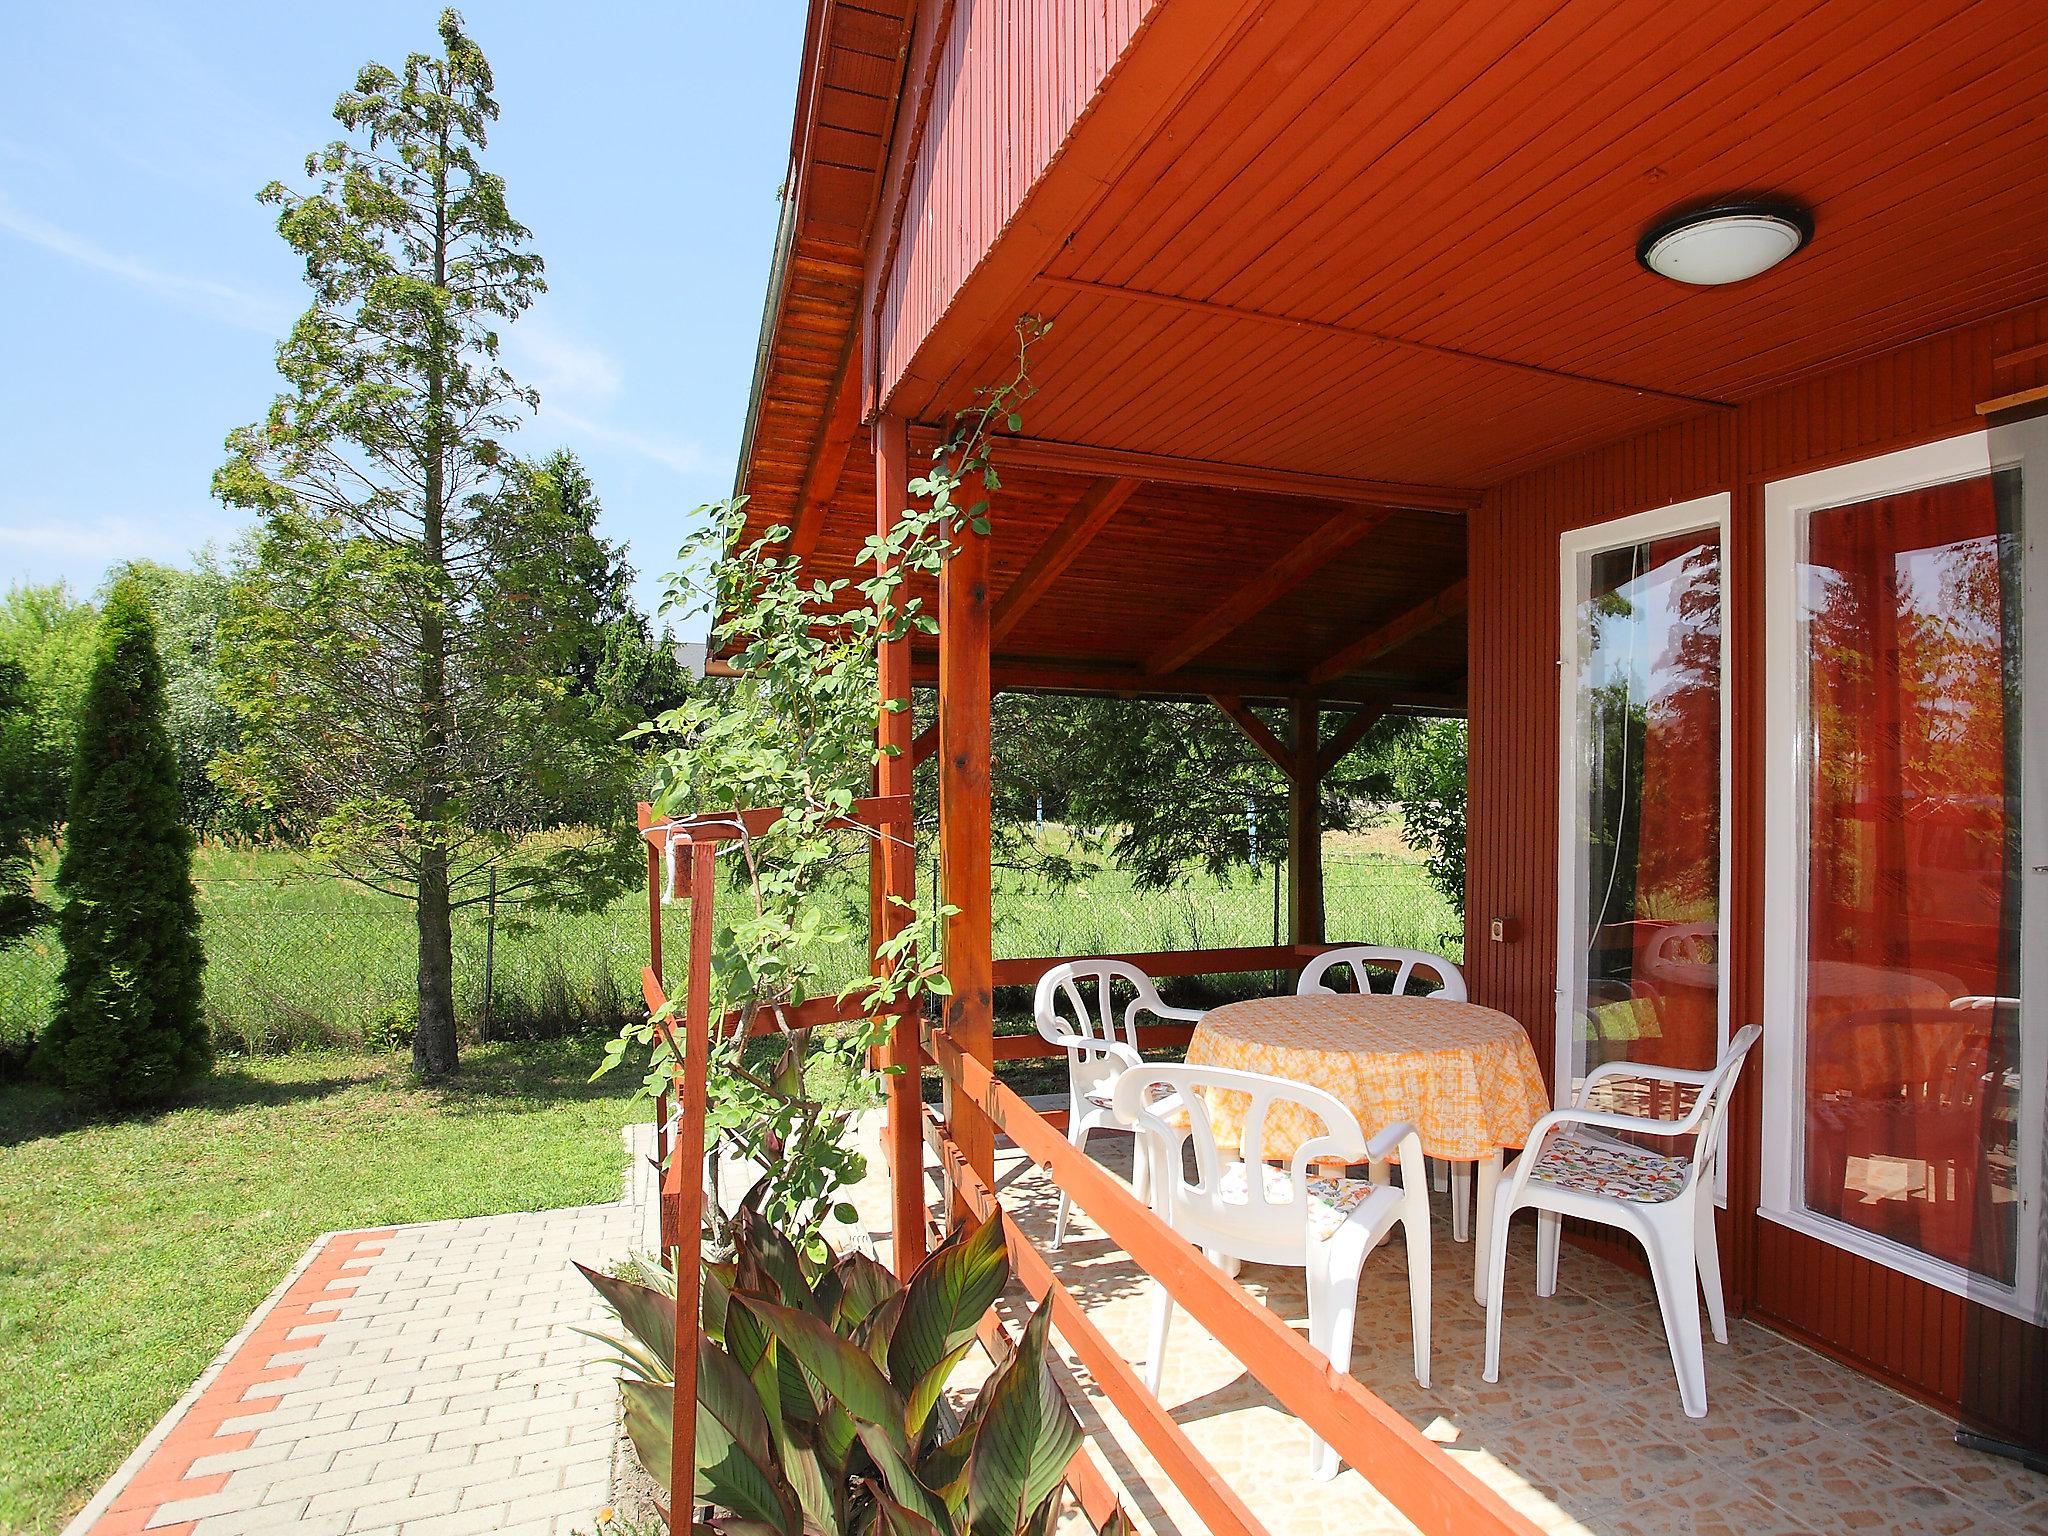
(3, 828, 1459, 1062)
(0, 1040, 644, 1536)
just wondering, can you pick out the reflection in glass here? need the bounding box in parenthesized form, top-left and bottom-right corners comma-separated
(1798, 470, 2024, 1284)
(1566, 529, 1723, 1107)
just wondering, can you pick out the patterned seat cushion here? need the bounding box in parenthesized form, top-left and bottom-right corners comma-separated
(1530, 1127, 1690, 1203)
(1216, 1161, 1380, 1241)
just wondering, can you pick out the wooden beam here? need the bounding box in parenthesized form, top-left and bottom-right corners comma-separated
(644, 794, 911, 848)
(1978, 382, 2048, 416)
(988, 476, 1142, 644)
(1287, 700, 1324, 946)
(909, 720, 939, 769)
(909, 652, 1466, 710)
(1209, 694, 1293, 777)
(913, 427, 1476, 511)
(991, 942, 1320, 989)
(1038, 275, 1735, 412)
(789, 346, 866, 557)
(871, 412, 926, 1279)
(1317, 706, 1387, 779)
(1307, 577, 1470, 687)
(1148, 510, 1390, 676)
(937, 512, 995, 1229)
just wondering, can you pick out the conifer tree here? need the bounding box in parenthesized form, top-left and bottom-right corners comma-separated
(215, 12, 636, 1078)
(0, 655, 50, 952)
(37, 580, 208, 1106)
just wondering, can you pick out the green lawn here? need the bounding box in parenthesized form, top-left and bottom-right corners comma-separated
(1, 832, 1458, 1062)
(0, 1041, 644, 1536)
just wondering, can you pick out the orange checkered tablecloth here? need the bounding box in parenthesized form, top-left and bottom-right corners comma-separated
(1185, 994, 1552, 1162)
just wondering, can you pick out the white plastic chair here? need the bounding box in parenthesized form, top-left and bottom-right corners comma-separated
(1114, 1062, 1430, 1480)
(1297, 945, 1468, 1001)
(1034, 960, 1203, 1249)
(1297, 946, 1475, 1238)
(1483, 1024, 1762, 1418)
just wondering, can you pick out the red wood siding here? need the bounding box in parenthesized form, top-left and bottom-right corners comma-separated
(1465, 301, 2048, 1432)
(872, 0, 1151, 404)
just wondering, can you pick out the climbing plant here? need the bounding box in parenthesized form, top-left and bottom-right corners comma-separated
(601, 318, 1051, 1258)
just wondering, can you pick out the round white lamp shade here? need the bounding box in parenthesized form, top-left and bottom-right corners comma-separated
(1637, 203, 1812, 286)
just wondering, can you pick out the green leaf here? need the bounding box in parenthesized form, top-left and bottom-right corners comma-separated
(832, 1250, 902, 1334)
(869, 1481, 951, 1536)
(780, 1438, 841, 1536)
(736, 1297, 913, 1456)
(889, 1218, 1010, 1440)
(703, 1261, 736, 1343)
(621, 1378, 676, 1492)
(694, 1342, 800, 1532)
(963, 1302, 1080, 1536)
(855, 1421, 957, 1534)
(577, 1262, 677, 1370)
(736, 1210, 815, 1307)
(858, 1288, 909, 1372)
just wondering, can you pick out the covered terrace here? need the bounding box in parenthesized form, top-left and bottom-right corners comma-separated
(660, 2, 2048, 1534)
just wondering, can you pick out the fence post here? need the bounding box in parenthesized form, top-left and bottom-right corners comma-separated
(480, 867, 498, 1038)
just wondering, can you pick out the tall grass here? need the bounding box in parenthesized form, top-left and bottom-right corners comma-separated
(0, 834, 1460, 1062)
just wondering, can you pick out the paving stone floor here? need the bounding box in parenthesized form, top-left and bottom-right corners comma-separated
(73, 1105, 2048, 1536)
(65, 1137, 647, 1536)
(836, 1110, 2048, 1536)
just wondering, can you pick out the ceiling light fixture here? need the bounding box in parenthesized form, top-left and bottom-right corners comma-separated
(1637, 200, 1812, 286)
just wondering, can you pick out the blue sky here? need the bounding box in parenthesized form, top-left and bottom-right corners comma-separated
(0, 3, 808, 632)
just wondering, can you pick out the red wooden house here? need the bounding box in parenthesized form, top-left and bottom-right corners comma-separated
(703, 0, 2048, 1511)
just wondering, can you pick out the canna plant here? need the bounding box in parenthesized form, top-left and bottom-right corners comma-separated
(578, 1204, 1091, 1536)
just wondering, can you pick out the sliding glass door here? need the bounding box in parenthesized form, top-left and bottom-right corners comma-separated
(1557, 496, 1730, 1113)
(1764, 431, 2042, 1314)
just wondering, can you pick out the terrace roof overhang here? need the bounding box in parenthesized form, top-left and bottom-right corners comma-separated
(731, 0, 2048, 712)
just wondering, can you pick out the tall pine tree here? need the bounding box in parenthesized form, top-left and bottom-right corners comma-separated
(37, 580, 208, 1106)
(214, 13, 637, 1077)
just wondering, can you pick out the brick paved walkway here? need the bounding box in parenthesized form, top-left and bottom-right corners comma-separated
(64, 1143, 648, 1536)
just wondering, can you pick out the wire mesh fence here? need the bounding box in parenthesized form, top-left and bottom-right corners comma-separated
(0, 843, 1460, 1060)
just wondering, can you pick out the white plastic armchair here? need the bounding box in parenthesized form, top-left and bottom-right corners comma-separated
(1034, 959, 1204, 1249)
(1298, 946, 1475, 1237)
(1483, 1024, 1762, 1418)
(1297, 945, 1468, 1000)
(1113, 1063, 1430, 1481)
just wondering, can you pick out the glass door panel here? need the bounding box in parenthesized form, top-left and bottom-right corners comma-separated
(1795, 470, 2025, 1284)
(1559, 501, 1728, 1114)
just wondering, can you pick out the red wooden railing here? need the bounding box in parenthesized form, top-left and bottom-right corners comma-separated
(636, 798, 1539, 1536)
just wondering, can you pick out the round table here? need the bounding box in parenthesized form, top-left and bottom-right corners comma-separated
(1185, 993, 1552, 1302)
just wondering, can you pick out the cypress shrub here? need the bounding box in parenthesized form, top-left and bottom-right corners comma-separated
(36, 579, 209, 1105)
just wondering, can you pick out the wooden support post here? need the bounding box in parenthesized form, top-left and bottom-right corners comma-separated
(872, 413, 927, 1279)
(938, 501, 995, 1229)
(1287, 699, 1324, 946)
(640, 804, 672, 1196)
(668, 840, 716, 1521)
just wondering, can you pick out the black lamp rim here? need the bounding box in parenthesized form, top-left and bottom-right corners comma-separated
(1636, 200, 1815, 272)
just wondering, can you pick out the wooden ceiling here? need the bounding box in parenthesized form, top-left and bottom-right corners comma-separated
(733, 0, 2048, 709)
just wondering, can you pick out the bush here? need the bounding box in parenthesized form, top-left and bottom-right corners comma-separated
(363, 1002, 415, 1053)
(35, 580, 210, 1106)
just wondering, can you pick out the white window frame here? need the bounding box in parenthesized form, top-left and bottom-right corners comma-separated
(1556, 493, 1734, 1204)
(1760, 427, 2045, 1321)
